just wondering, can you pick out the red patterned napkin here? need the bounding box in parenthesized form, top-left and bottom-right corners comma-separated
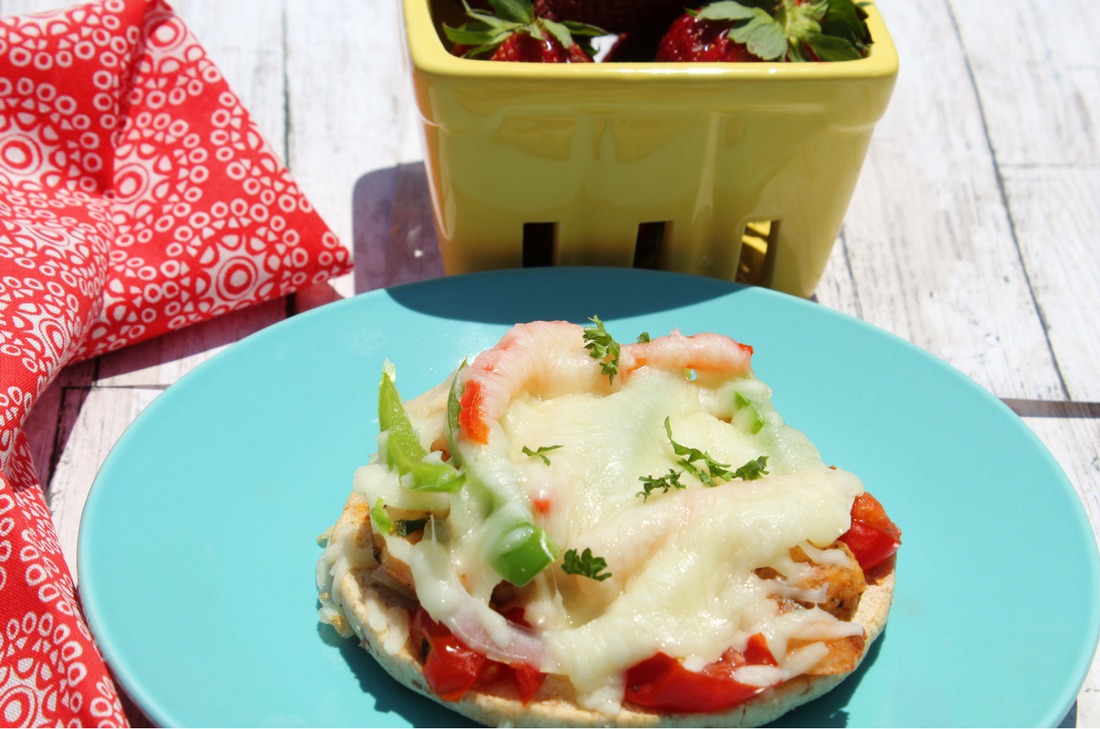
(0, 0, 351, 724)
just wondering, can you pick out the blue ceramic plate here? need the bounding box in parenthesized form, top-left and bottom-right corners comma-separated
(79, 268, 1100, 727)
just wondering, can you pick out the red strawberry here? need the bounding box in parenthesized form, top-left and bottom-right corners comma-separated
(656, 10, 760, 62)
(444, 0, 604, 62)
(488, 32, 594, 62)
(656, 0, 872, 63)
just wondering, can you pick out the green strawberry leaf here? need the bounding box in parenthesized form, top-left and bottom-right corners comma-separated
(540, 19, 574, 50)
(443, 23, 507, 46)
(464, 7, 514, 29)
(805, 32, 864, 61)
(561, 20, 608, 39)
(727, 11, 787, 61)
(487, 0, 533, 24)
(695, 1, 760, 21)
(822, 0, 871, 46)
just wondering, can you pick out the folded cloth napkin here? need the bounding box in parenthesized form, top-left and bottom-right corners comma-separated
(0, 0, 351, 724)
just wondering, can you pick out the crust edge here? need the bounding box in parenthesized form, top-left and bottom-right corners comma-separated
(327, 539, 896, 728)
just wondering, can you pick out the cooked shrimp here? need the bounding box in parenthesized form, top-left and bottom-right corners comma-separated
(458, 321, 607, 444)
(620, 329, 753, 379)
(456, 322, 754, 445)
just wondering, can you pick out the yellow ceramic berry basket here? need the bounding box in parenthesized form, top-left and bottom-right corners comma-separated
(400, 0, 898, 297)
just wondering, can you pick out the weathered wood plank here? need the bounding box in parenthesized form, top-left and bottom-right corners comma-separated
(818, 0, 1065, 402)
(947, 0, 1100, 404)
(948, 0, 1100, 168)
(1001, 168, 1100, 402)
(283, 0, 426, 307)
(95, 298, 286, 386)
(170, 0, 287, 157)
(20, 361, 97, 486)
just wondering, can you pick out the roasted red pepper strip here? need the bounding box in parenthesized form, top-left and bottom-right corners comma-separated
(742, 632, 778, 667)
(839, 491, 902, 571)
(511, 663, 547, 705)
(411, 608, 486, 702)
(409, 607, 546, 704)
(625, 635, 778, 714)
(458, 379, 490, 444)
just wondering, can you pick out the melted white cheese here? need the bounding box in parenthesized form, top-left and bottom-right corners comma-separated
(320, 344, 865, 712)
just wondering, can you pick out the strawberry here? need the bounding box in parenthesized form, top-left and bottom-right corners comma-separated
(444, 0, 604, 62)
(533, 0, 686, 35)
(656, 0, 872, 63)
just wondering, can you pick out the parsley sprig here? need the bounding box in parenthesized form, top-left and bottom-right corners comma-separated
(636, 418, 770, 501)
(637, 468, 686, 502)
(561, 547, 612, 581)
(583, 315, 621, 383)
(733, 455, 769, 481)
(664, 417, 736, 486)
(522, 444, 562, 465)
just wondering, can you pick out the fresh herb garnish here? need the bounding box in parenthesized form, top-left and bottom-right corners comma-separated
(522, 444, 562, 465)
(561, 547, 612, 581)
(664, 416, 734, 485)
(635, 419, 769, 498)
(583, 315, 621, 383)
(733, 455, 770, 481)
(637, 469, 686, 502)
(636, 331, 651, 343)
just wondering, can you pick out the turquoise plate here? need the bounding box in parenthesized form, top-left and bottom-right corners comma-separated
(79, 268, 1100, 727)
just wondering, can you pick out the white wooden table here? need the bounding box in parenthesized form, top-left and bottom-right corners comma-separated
(5, 0, 1098, 725)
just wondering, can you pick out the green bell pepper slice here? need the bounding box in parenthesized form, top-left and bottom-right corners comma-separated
(732, 391, 765, 434)
(379, 367, 464, 493)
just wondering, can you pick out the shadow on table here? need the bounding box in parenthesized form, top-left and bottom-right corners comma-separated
(352, 162, 445, 296)
(350, 162, 752, 325)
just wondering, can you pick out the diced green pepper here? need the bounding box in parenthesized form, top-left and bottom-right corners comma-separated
(437, 362, 558, 586)
(733, 392, 765, 434)
(480, 501, 558, 587)
(489, 523, 557, 587)
(371, 498, 427, 537)
(379, 367, 465, 493)
(445, 361, 466, 467)
(371, 497, 395, 534)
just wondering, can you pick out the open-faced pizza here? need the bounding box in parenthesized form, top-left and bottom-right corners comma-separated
(316, 318, 901, 726)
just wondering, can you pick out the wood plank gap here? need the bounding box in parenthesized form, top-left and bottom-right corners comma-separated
(279, 0, 292, 167)
(1000, 161, 1100, 172)
(836, 228, 864, 321)
(44, 385, 90, 502)
(1002, 398, 1100, 419)
(944, 0, 1070, 400)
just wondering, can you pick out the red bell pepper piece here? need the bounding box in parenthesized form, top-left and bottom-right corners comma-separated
(839, 492, 902, 571)
(409, 607, 546, 704)
(624, 634, 778, 714)
(458, 379, 490, 444)
(411, 608, 487, 702)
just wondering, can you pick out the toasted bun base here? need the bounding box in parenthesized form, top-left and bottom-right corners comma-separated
(325, 503, 896, 728)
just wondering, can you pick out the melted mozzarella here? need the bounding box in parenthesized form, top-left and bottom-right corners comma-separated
(320, 335, 866, 712)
